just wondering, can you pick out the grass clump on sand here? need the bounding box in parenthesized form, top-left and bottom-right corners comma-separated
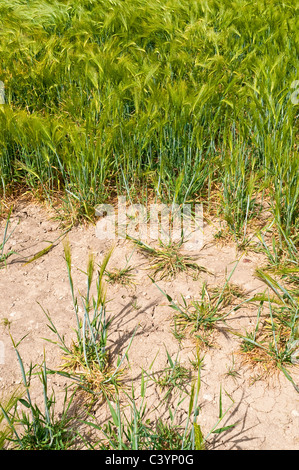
(42, 242, 132, 400)
(237, 270, 299, 391)
(128, 236, 207, 280)
(0, 340, 77, 450)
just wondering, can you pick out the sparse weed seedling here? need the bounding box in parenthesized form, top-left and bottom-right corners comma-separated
(153, 262, 248, 346)
(105, 265, 136, 286)
(128, 236, 207, 280)
(82, 364, 237, 450)
(0, 385, 24, 449)
(1, 338, 77, 450)
(149, 350, 191, 402)
(0, 206, 18, 267)
(104, 249, 136, 286)
(237, 272, 299, 391)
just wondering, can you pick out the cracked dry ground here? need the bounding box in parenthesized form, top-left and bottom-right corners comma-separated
(0, 202, 298, 450)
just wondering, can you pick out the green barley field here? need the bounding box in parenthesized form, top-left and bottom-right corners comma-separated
(0, 0, 299, 450)
(1, 0, 298, 238)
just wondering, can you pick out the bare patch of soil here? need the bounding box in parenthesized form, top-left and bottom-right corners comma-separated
(0, 203, 298, 450)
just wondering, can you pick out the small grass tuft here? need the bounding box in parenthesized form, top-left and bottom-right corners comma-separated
(128, 236, 207, 280)
(105, 265, 136, 286)
(150, 350, 191, 402)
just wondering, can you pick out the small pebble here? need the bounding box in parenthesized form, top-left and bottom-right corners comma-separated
(203, 394, 213, 402)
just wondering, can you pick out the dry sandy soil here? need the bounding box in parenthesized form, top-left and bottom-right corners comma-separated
(0, 201, 298, 450)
